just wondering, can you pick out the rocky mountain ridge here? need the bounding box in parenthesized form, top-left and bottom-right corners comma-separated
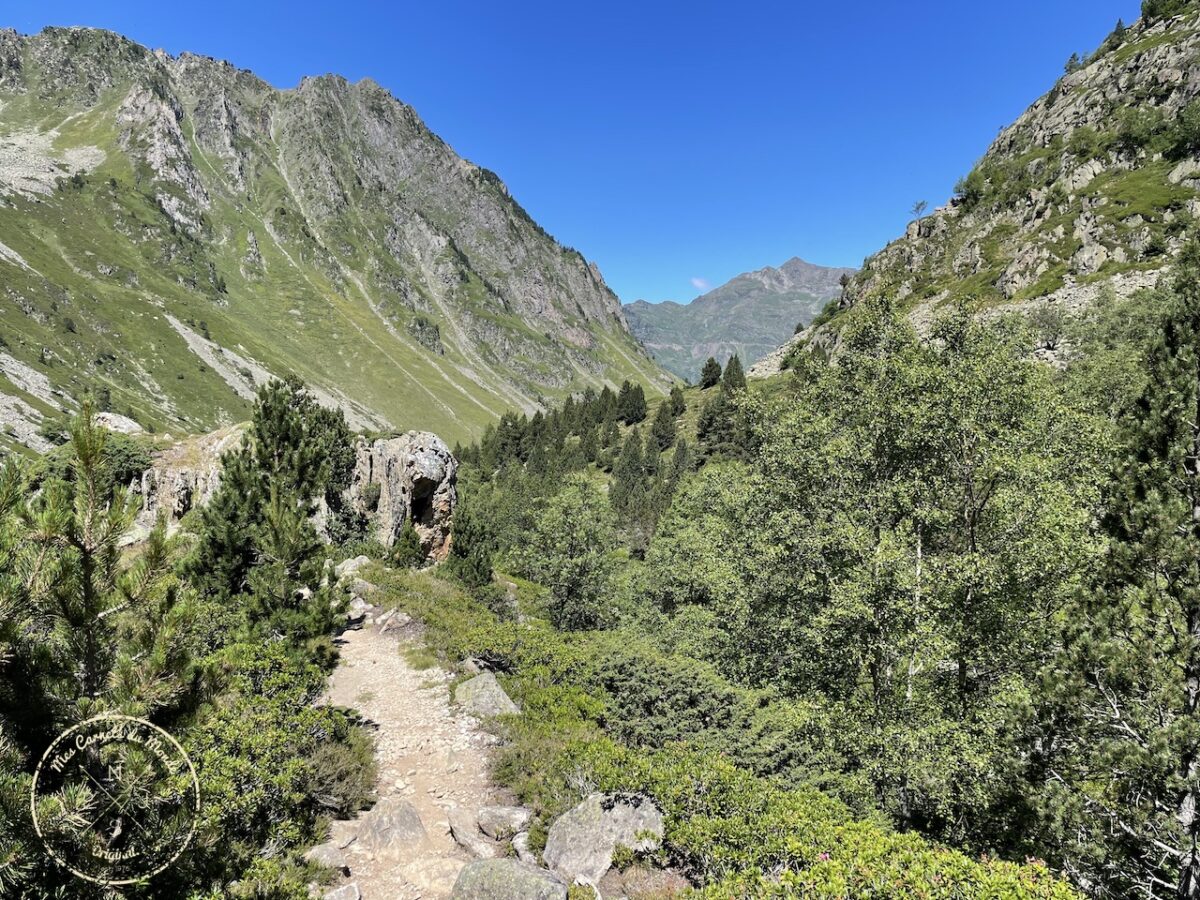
(625, 256, 854, 381)
(0, 27, 669, 453)
(753, 9, 1200, 376)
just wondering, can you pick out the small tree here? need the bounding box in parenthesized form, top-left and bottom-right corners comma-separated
(668, 385, 687, 416)
(721, 354, 747, 393)
(699, 357, 722, 389)
(518, 476, 615, 630)
(392, 522, 424, 568)
(910, 200, 928, 220)
(650, 400, 678, 452)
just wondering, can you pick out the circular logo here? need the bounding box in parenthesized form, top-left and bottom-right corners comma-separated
(30, 714, 200, 886)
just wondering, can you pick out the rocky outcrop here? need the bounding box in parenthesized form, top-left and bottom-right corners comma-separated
(130, 424, 458, 560)
(542, 793, 664, 886)
(453, 672, 520, 718)
(348, 432, 457, 560)
(450, 859, 568, 900)
(129, 424, 245, 541)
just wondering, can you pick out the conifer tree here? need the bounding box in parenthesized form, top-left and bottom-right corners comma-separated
(699, 356, 722, 389)
(721, 354, 747, 393)
(650, 399, 678, 451)
(668, 384, 687, 416)
(1047, 240, 1200, 898)
(617, 380, 648, 424)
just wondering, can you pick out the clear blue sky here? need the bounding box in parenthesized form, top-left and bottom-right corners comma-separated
(12, 1, 1140, 302)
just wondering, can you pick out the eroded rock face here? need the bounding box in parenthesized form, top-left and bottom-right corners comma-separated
(129, 424, 245, 542)
(348, 432, 458, 561)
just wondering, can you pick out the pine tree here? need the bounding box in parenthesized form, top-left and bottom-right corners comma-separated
(650, 399, 678, 451)
(699, 357, 722, 389)
(1047, 241, 1200, 898)
(668, 385, 687, 416)
(617, 380, 648, 424)
(0, 410, 206, 895)
(610, 428, 646, 519)
(721, 354, 747, 393)
(392, 522, 424, 568)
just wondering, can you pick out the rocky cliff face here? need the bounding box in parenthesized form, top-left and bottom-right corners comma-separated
(753, 10, 1200, 376)
(0, 27, 669, 455)
(348, 433, 458, 560)
(625, 257, 854, 381)
(130, 425, 457, 560)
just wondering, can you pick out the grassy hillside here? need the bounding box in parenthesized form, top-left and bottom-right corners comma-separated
(0, 27, 671, 455)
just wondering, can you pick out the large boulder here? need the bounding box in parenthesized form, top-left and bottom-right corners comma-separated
(454, 672, 520, 718)
(354, 797, 427, 860)
(448, 806, 501, 859)
(543, 793, 664, 886)
(349, 432, 457, 560)
(450, 859, 567, 900)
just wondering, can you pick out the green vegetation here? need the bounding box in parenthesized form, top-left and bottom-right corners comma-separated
(422, 245, 1200, 897)
(0, 384, 376, 898)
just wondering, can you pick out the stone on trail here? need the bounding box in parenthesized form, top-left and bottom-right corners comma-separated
(477, 805, 532, 840)
(450, 859, 568, 900)
(355, 796, 427, 860)
(543, 793, 664, 885)
(448, 805, 501, 859)
(323, 884, 361, 900)
(512, 831, 537, 866)
(304, 841, 350, 873)
(335, 555, 371, 581)
(453, 672, 519, 717)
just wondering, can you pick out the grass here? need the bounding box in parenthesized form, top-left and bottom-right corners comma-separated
(0, 34, 673, 449)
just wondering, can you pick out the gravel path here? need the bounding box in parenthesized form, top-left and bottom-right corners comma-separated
(321, 614, 508, 899)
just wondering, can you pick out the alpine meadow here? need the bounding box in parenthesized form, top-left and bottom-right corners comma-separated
(9, 2, 1200, 899)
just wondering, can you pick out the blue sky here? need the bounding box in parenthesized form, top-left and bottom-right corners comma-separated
(12, 1, 1140, 302)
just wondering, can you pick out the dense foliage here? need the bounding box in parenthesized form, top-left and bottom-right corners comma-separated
(437, 244, 1200, 898)
(0, 383, 375, 898)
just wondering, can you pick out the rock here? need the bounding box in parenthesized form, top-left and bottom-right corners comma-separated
(512, 831, 537, 866)
(454, 672, 520, 718)
(405, 857, 466, 895)
(598, 865, 691, 899)
(1071, 241, 1109, 275)
(348, 578, 375, 599)
(304, 842, 350, 874)
(329, 820, 358, 850)
(348, 432, 458, 561)
(449, 806, 501, 859)
(450, 859, 568, 900)
(478, 805, 532, 840)
(355, 797, 427, 860)
(335, 555, 371, 581)
(93, 411, 143, 434)
(128, 424, 245, 540)
(1169, 158, 1200, 185)
(323, 884, 360, 900)
(543, 793, 664, 886)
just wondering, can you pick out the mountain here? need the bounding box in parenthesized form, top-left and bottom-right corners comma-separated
(752, 9, 1200, 376)
(0, 27, 671, 454)
(624, 257, 854, 381)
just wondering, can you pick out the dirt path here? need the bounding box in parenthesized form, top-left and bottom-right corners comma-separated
(320, 612, 508, 899)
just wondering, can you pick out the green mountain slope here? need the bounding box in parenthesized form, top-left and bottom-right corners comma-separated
(752, 8, 1200, 375)
(0, 27, 671, 454)
(624, 257, 852, 381)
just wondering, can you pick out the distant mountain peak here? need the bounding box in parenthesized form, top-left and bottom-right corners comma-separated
(624, 258, 856, 382)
